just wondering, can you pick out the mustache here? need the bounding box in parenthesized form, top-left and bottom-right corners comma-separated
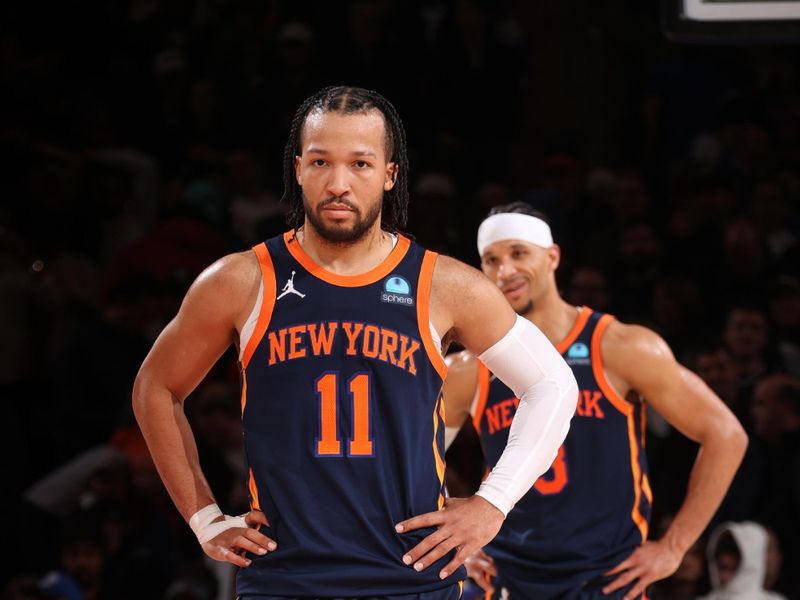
(319, 197, 358, 211)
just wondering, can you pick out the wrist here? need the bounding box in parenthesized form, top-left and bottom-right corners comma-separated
(474, 488, 510, 519)
(661, 523, 693, 557)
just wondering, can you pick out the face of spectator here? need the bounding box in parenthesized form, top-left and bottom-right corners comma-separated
(617, 223, 662, 269)
(62, 540, 104, 587)
(764, 528, 783, 589)
(751, 380, 783, 442)
(566, 267, 610, 311)
(480, 240, 559, 315)
(674, 542, 705, 583)
(695, 349, 737, 403)
(723, 309, 768, 359)
(295, 110, 396, 243)
(716, 551, 740, 587)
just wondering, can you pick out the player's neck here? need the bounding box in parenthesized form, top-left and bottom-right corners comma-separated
(296, 220, 395, 276)
(525, 293, 580, 347)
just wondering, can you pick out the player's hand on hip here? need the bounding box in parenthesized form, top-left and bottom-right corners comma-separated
(201, 510, 277, 567)
(602, 540, 682, 599)
(395, 495, 504, 580)
(465, 548, 497, 593)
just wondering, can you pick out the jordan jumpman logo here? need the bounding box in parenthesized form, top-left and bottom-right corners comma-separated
(277, 270, 306, 300)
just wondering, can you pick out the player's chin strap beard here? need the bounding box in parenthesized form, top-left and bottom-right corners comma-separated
(517, 300, 534, 317)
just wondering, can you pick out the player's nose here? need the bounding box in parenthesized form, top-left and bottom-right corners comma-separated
(496, 258, 518, 280)
(326, 165, 352, 197)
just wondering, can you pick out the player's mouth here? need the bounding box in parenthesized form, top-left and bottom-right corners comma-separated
(501, 279, 528, 300)
(321, 203, 356, 218)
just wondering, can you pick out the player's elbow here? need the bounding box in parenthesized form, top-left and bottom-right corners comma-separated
(709, 413, 748, 463)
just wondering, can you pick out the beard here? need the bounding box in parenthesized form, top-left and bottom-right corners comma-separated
(515, 299, 534, 316)
(303, 193, 383, 244)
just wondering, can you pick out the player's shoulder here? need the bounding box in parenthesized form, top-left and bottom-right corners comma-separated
(429, 254, 500, 304)
(195, 250, 261, 292)
(601, 318, 675, 369)
(185, 250, 262, 320)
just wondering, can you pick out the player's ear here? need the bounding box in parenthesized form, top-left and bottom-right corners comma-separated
(548, 244, 561, 271)
(384, 162, 398, 191)
(295, 155, 302, 185)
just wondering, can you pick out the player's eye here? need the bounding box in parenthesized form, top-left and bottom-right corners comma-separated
(354, 160, 369, 169)
(313, 159, 326, 167)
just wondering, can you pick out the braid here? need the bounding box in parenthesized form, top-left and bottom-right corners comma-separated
(280, 86, 410, 234)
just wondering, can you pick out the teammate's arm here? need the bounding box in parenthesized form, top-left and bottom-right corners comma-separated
(601, 323, 747, 600)
(396, 256, 578, 580)
(132, 253, 275, 566)
(442, 351, 479, 447)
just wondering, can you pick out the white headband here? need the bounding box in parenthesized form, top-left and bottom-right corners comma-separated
(477, 213, 554, 256)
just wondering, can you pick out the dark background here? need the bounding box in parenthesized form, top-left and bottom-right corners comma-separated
(2, 1, 799, 599)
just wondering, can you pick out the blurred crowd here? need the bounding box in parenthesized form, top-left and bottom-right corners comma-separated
(2, 1, 799, 599)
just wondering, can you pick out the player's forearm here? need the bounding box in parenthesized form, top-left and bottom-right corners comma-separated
(132, 378, 216, 522)
(474, 316, 578, 515)
(663, 421, 747, 555)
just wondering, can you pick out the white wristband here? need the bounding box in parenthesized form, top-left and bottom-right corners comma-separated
(189, 503, 249, 544)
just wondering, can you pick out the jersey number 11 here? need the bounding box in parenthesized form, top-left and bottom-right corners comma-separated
(315, 372, 374, 457)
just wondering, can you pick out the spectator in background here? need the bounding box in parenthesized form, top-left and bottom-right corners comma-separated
(564, 265, 611, 313)
(768, 276, 800, 377)
(751, 374, 800, 599)
(698, 521, 786, 600)
(722, 304, 780, 403)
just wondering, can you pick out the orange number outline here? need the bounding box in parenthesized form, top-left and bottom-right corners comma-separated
(533, 444, 568, 495)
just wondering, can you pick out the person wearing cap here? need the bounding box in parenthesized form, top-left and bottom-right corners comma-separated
(442, 202, 747, 599)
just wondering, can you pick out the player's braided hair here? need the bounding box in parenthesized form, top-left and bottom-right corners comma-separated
(281, 86, 409, 234)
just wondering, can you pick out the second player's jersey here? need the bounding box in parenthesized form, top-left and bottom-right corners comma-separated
(473, 308, 651, 596)
(237, 232, 464, 595)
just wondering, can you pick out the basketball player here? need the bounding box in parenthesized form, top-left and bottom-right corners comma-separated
(132, 88, 578, 598)
(441, 203, 747, 599)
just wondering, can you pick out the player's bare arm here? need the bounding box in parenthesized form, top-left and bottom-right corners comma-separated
(132, 252, 276, 567)
(397, 255, 578, 580)
(442, 351, 479, 430)
(600, 322, 748, 600)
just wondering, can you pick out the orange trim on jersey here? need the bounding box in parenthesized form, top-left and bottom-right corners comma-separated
(282, 230, 411, 287)
(432, 394, 446, 509)
(590, 315, 632, 417)
(248, 467, 261, 511)
(241, 243, 277, 369)
(240, 371, 248, 415)
(640, 400, 647, 448)
(472, 362, 491, 433)
(417, 250, 448, 381)
(591, 314, 648, 542)
(555, 306, 593, 354)
(626, 410, 649, 542)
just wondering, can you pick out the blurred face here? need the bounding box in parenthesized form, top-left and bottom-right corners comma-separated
(765, 528, 783, 588)
(723, 309, 768, 358)
(717, 552, 740, 587)
(295, 109, 397, 243)
(480, 239, 559, 315)
(695, 349, 737, 402)
(62, 541, 104, 586)
(566, 267, 609, 311)
(751, 380, 783, 442)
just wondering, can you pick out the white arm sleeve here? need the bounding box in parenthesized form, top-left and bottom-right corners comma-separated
(474, 315, 578, 516)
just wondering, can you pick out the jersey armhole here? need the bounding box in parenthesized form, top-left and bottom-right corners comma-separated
(591, 314, 633, 416)
(417, 250, 448, 381)
(240, 243, 277, 369)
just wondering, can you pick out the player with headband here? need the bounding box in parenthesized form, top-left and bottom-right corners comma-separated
(443, 202, 747, 599)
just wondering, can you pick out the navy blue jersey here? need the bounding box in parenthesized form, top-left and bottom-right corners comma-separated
(473, 308, 651, 597)
(237, 232, 465, 596)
